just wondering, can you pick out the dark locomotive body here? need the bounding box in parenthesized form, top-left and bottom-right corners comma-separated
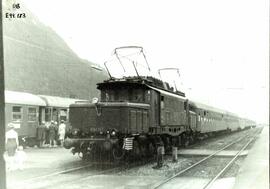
(64, 76, 256, 160)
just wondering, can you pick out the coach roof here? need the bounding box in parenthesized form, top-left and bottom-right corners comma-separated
(5, 90, 46, 106)
(38, 95, 83, 108)
(188, 99, 239, 116)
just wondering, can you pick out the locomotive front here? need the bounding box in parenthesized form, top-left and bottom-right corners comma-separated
(64, 80, 151, 160)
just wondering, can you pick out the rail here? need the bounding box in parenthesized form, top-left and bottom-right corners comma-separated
(202, 129, 260, 189)
(152, 128, 261, 189)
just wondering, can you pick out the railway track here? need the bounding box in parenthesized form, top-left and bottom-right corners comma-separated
(151, 128, 261, 189)
(7, 128, 261, 189)
(7, 162, 111, 189)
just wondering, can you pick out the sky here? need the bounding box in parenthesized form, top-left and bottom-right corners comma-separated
(12, 0, 269, 123)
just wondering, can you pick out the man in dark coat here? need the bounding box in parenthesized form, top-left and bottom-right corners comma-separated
(49, 121, 57, 147)
(37, 121, 46, 148)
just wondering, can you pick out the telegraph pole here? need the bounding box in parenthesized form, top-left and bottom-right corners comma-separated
(0, 0, 6, 188)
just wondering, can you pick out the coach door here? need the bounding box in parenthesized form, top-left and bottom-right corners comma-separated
(39, 107, 45, 124)
(189, 111, 197, 130)
(27, 106, 39, 137)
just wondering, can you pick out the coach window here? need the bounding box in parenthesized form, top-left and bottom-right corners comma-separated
(28, 107, 37, 122)
(12, 106, 22, 122)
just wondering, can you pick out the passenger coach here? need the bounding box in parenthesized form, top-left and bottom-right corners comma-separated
(5, 90, 82, 147)
(5, 90, 46, 146)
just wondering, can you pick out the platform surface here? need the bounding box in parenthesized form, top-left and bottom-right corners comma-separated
(232, 126, 269, 189)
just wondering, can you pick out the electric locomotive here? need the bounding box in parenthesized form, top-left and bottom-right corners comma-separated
(64, 47, 255, 160)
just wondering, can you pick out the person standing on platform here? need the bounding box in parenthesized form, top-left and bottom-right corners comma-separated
(37, 121, 46, 148)
(58, 120, 66, 147)
(45, 121, 50, 146)
(5, 123, 19, 171)
(49, 121, 57, 147)
(54, 121, 59, 146)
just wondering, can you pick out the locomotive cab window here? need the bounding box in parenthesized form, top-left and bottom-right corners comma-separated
(145, 90, 151, 102)
(131, 89, 145, 102)
(101, 88, 149, 103)
(101, 89, 129, 102)
(101, 89, 116, 101)
(117, 89, 128, 101)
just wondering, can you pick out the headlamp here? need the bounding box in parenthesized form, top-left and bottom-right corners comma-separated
(111, 131, 116, 136)
(72, 129, 80, 136)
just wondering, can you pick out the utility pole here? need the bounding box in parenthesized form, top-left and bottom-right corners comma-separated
(0, 0, 6, 188)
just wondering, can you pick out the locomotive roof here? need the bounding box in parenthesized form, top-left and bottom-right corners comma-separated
(97, 76, 185, 97)
(146, 85, 187, 100)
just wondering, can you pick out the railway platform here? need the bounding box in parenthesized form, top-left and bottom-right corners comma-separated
(6, 147, 83, 188)
(232, 126, 269, 189)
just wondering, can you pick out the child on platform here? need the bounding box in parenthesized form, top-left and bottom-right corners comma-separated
(5, 123, 19, 171)
(15, 146, 27, 170)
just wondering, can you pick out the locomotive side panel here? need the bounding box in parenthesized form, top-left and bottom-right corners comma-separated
(128, 108, 149, 134)
(149, 90, 160, 132)
(98, 108, 120, 130)
(69, 106, 96, 133)
(160, 95, 186, 127)
(69, 103, 150, 135)
(69, 105, 128, 134)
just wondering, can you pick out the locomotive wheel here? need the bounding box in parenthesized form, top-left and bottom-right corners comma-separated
(79, 142, 95, 161)
(79, 152, 89, 161)
(112, 146, 125, 160)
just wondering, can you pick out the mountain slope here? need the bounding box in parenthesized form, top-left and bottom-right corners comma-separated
(3, 3, 108, 99)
